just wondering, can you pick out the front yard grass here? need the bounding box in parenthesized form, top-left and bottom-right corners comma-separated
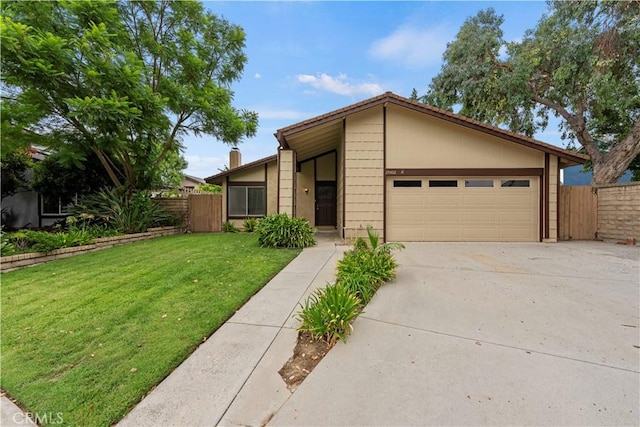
(1, 233, 300, 426)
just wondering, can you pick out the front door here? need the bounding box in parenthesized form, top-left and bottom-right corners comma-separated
(315, 182, 336, 226)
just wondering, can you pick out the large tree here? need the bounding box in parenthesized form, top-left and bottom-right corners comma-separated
(420, 1, 640, 184)
(1, 0, 258, 191)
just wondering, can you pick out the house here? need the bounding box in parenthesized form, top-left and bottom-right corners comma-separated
(206, 92, 587, 242)
(181, 174, 206, 191)
(1, 147, 71, 230)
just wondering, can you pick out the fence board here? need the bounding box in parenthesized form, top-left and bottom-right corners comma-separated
(189, 194, 222, 233)
(559, 186, 597, 240)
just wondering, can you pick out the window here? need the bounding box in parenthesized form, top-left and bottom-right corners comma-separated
(465, 179, 494, 188)
(501, 179, 530, 188)
(429, 180, 458, 188)
(228, 186, 266, 217)
(41, 194, 76, 216)
(393, 180, 422, 188)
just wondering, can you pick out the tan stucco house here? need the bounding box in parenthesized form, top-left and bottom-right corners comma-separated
(205, 92, 587, 242)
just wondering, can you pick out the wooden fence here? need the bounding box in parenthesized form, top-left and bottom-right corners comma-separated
(559, 186, 597, 240)
(156, 194, 222, 233)
(188, 194, 222, 233)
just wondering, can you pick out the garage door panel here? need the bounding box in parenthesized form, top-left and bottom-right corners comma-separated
(387, 176, 538, 242)
(462, 211, 498, 222)
(462, 194, 497, 206)
(426, 194, 461, 206)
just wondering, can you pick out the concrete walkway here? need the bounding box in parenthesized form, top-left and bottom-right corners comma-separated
(118, 234, 347, 427)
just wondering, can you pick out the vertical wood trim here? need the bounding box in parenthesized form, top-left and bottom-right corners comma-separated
(383, 105, 387, 242)
(539, 176, 544, 241)
(544, 153, 550, 239)
(341, 118, 346, 239)
(276, 150, 281, 213)
(556, 160, 560, 239)
(225, 176, 229, 222)
(292, 150, 297, 217)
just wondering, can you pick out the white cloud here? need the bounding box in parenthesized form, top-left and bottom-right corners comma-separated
(184, 155, 227, 179)
(254, 73, 262, 79)
(369, 25, 452, 68)
(295, 73, 383, 96)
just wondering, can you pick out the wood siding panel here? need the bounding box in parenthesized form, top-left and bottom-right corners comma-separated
(344, 108, 384, 240)
(386, 105, 544, 169)
(278, 150, 295, 215)
(267, 161, 278, 215)
(296, 160, 315, 225)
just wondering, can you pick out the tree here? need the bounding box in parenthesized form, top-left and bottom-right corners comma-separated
(30, 152, 115, 202)
(1, 0, 258, 192)
(420, 1, 640, 184)
(0, 149, 31, 199)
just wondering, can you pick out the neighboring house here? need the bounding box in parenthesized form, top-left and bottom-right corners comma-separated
(181, 174, 205, 191)
(206, 92, 588, 242)
(1, 147, 71, 229)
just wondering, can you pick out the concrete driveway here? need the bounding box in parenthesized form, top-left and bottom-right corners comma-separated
(271, 242, 640, 426)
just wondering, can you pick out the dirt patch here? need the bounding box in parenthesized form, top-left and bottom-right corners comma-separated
(278, 331, 333, 391)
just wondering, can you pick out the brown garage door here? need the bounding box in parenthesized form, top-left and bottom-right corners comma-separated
(386, 177, 539, 242)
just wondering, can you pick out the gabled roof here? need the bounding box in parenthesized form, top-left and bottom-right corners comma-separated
(275, 92, 588, 164)
(204, 154, 277, 184)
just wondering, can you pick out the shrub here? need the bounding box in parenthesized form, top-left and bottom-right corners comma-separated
(242, 217, 259, 233)
(196, 183, 222, 194)
(296, 283, 361, 346)
(0, 226, 16, 256)
(337, 226, 405, 304)
(256, 213, 316, 248)
(73, 188, 177, 234)
(222, 221, 239, 233)
(7, 230, 93, 253)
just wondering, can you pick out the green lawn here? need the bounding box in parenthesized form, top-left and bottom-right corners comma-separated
(1, 233, 300, 426)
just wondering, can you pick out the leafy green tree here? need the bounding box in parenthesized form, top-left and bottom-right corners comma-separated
(0, 149, 32, 199)
(30, 152, 114, 202)
(420, 1, 640, 184)
(1, 0, 258, 192)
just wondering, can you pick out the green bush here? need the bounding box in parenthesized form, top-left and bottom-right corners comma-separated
(296, 283, 361, 346)
(7, 230, 93, 253)
(256, 213, 316, 248)
(242, 217, 259, 233)
(222, 221, 239, 233)
(73, 188, 177, 234)
(1, 227, 16, 256)
(337, 226, 405, 304)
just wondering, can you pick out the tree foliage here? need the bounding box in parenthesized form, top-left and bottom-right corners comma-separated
(1, 0, 258, 191)
(420, 1, 640, 184)
(30, 152, 114, 202)
(0, 149, 31, 199)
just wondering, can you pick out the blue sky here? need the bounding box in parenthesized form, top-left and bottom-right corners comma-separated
(184, 1, 558, 179)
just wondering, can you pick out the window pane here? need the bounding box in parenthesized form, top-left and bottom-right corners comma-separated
(429, 180, 458, 188)
(501, 179, 530, 187)
(393, 180, 422, 188)
(41, 195, 60, 215)
(247, 187, 266, 216)
(465, 179, 494, 188)
(228, 186, 247, 216)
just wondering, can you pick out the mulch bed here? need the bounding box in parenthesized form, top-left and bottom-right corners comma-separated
(278, 331, 333, 391)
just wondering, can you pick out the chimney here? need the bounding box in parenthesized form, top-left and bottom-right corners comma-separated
(230, 148, 241, 169)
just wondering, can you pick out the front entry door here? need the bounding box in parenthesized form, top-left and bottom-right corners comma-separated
(315, 182, 336, 226)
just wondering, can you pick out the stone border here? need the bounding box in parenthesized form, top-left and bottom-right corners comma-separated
(1, 226, 183, 272)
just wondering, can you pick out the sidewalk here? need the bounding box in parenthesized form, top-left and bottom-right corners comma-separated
(118, 234, 346, 427)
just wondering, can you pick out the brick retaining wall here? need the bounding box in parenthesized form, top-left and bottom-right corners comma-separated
(1, 226, 182, 272)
